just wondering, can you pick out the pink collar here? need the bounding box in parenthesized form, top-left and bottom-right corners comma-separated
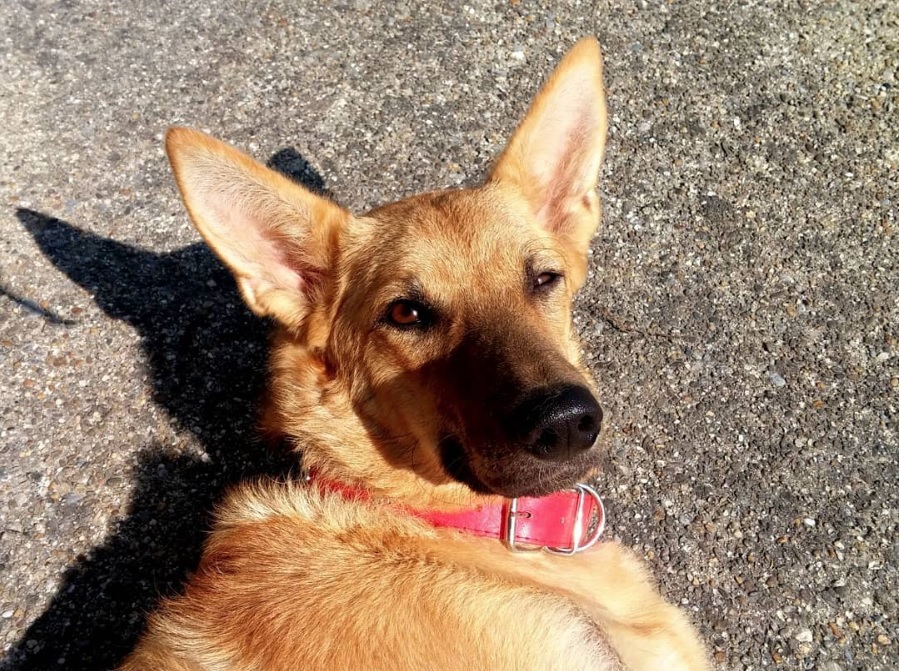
(308, 472, 607, 555)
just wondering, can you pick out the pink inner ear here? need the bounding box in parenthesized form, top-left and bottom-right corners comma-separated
(518, 71, 602, 215)
(533, 117, 598, 231)
(199, 189, 308, 296)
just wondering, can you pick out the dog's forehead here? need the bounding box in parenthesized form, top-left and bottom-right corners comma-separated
(360, 186, 555, 277)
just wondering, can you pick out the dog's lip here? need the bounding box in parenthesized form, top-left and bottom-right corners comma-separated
(437, 434, 598, 498)
(438, 435, 494, 495)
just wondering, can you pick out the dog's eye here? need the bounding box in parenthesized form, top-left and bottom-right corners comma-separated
(533, 271, 562, 291)
(386, 300, 431, 329)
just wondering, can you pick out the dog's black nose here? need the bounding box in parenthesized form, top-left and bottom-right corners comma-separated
(511, 385, 603, 461)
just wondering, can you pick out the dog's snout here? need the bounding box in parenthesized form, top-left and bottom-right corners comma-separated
(512, 385, 603, 461)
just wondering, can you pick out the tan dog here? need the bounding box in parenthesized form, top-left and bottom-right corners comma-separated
(121, 38, 708, 670)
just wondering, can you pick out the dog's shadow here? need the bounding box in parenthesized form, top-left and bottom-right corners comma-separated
(2, 149, 325, 671)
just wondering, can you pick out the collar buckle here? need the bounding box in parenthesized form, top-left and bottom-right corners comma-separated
(504, 483, 606, 555)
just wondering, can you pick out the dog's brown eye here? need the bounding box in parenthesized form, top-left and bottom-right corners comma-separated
(533, 272, 562, 291)
(386, 300, 429, 328)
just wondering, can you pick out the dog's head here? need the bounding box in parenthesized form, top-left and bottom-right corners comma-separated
(166, 38, 608, 502)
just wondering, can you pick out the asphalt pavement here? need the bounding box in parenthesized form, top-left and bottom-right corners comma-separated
(0, 1, 897, 669)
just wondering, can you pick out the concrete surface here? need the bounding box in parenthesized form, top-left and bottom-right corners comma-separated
(0, 0, 897, 669)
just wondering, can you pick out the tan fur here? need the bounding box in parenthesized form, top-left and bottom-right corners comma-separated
(123, 38, 709, 670)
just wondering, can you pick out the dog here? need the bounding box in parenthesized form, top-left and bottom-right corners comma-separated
(120, 38, 708, 670)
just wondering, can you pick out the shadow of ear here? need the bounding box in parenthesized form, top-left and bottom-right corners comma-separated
(267, 146, 334, 199)
(16, 207, 272, 451)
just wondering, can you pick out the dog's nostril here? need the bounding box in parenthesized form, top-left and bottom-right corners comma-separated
(577, 414, 596, 433)
(537, 428, 559, 451)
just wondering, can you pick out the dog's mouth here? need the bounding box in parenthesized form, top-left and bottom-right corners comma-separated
(438, 435, 599, 498)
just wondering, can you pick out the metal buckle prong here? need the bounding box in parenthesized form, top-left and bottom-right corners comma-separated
(505, 497, 541, 552)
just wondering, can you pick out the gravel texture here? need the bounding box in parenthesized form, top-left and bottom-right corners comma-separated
(0, 1, 897, 669)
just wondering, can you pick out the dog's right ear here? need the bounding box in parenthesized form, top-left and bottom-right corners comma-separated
(165, 127, 348, 331)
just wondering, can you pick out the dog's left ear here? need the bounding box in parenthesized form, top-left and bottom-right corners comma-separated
(489, 37, 607, 260)
(165, 127, 350, 334)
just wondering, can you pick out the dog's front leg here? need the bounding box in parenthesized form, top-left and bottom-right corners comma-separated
(572, 543, 710, 671)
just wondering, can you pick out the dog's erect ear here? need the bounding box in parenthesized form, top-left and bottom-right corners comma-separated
(489, 37, 607, 256)
(165, 127, 348, 331)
